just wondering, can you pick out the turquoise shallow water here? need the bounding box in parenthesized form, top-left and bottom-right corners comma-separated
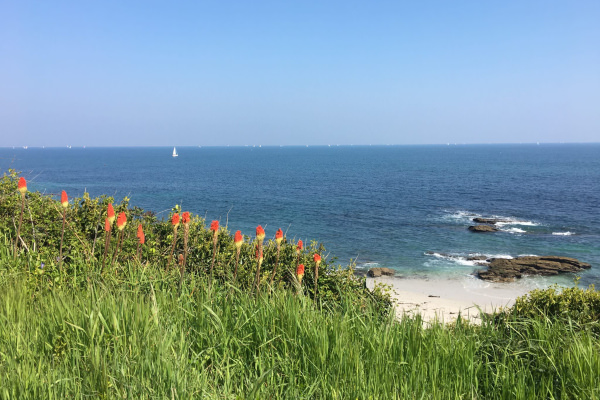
(2, 144, 599, 288)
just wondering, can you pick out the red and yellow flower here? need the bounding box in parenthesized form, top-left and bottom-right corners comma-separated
(234, 230, 243, 249)
(210, 220, 219, 232)
(313, 253, 321, 266)
(117, 212, 127, 231)
(172, 213, 180, 228)
(275, 228, 283, 245)
(104, 217, 111, 232)
(256, 225, 265, 242)
(107, 204, 115, 225)
(296, 240, 303, 254)
(137, 224, 145, 244)
(61, 190, 68, 208)
(182, 211, 191, 225)
(296, 264, 305, 284)
(17, 177, 27, 195)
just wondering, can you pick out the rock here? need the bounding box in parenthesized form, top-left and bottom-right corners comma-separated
(476, 256, 591, 282)
(367, 267, 395, 277)
(468, 225, 498, 233)
(467, 256, 488, 261)
(473, 217, 508, 225)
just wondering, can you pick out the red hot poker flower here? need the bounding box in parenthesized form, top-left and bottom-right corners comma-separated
(172, 213, 180, 228)
(210, 220, 219, 232)
(275, 228, 283, 244)
(256, 225, 265, 241)
(296, 264, 305, 283)
(117, 212, 127, 231)
(61, 190, 68, 208)
(107, 204, 115, 224)
(137, 224, 145, 244)
(296, 240, 303, 254)
(182, 211, 191, 225)
(104, 217, 111, 232)
(234, 230, 243, 249)
(17, 177, 27, 195)
(313, 253, 322, 265)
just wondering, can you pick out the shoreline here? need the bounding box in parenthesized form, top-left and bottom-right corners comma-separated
(366, 276, 533, 324)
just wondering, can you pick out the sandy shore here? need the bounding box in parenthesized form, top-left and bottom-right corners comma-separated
(366, 276, 533, 324)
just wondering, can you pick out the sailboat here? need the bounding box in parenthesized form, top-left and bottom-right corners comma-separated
(172, 147, 178, 157)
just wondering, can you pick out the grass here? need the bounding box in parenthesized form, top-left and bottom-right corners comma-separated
(0, 246, 599, 399)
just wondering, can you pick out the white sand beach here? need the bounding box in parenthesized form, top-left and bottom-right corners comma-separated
(366, 276, 534, 324)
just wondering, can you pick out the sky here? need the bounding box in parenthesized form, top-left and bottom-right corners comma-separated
(1, 1, 599, 146)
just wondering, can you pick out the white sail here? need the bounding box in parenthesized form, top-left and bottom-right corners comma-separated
(172, 147, 178, 157)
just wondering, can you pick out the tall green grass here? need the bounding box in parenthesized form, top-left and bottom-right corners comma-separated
(1, 256, 598, 399)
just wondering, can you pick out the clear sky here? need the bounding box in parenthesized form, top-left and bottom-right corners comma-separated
(1, 1, 599, 146)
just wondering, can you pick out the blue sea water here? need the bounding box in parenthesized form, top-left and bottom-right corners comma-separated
(2, 144, 599, 288)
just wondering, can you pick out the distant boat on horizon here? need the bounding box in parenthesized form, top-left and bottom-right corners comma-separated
(172, 147, 178, 157)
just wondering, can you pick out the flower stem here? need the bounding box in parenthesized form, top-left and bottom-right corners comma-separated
(59, 209, 66, 271)
(179, 226, 189, 294)
(14, 193, 25, 260)
(270, 244, 280, 289)
(168, 228, 178, 270)
(102, 229, 110, 272)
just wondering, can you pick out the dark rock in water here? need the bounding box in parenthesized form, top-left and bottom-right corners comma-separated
(473, 217, 508, 225)
(367, 267, 395, 277)
(467, 256, 488, 261)
(476, 256, 591, 282)
(468, 225, 498, 233)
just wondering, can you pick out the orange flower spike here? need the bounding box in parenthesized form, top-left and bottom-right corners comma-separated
(17, 177, 27, 195)
(296, 240, 303, 254)
(137, 224, 145, 244)
(182, 211, 191, 225)
(104, 217, 111, 232)
(296, 264, 305, 284)
(313, 253, 322, 266)
(234, 230, 243, 249)
(256, 225, 265, 242)
(172, 213, 180, 228)
(117, 212, 127, 231)
(107, 204, 115, 225)
(275, 228, 283, 245)
(210, 220, 219, 232)
(61, 190, 69, 208)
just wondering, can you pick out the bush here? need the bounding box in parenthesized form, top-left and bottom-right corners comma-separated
(509, 283, 600, 331)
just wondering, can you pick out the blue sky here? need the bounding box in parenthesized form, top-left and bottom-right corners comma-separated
(1, 1, 599, 146)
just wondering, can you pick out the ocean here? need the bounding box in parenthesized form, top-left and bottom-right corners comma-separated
(2, 144, 599, 288)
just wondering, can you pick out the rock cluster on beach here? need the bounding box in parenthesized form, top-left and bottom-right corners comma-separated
(476, 256, 591, 282)
(367, 267, 395, 277)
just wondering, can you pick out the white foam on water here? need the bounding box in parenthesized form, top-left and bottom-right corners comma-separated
(495, 219, 539, 227)
(501, 227, 526, 234)
(441, 210, 480, 222)
(425, 252, 513, 267)
(484, 254, 513, 259)
(552, 231, 574, 236)
(357, 262, 380, 269)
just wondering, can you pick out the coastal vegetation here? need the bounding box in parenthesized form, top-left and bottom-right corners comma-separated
(1, 170, 599, 399)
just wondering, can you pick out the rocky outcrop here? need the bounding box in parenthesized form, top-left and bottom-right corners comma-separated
(473, 217, 507, 225)
(476, 256, 591, 282)
(468, 225, 498, 233)
(367, 267, 396, 277)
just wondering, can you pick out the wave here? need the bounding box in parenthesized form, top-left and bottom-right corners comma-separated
(495, 220, 540, 227)
(441, 210, 540, 227)
(356, 262, 380, 269)
(552, 231, 574, 236)
(501, 227, 526, 234)
(425, 252, 513, 267)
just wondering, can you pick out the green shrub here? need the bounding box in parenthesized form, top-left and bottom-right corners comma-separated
(510, 284, 600, 330)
